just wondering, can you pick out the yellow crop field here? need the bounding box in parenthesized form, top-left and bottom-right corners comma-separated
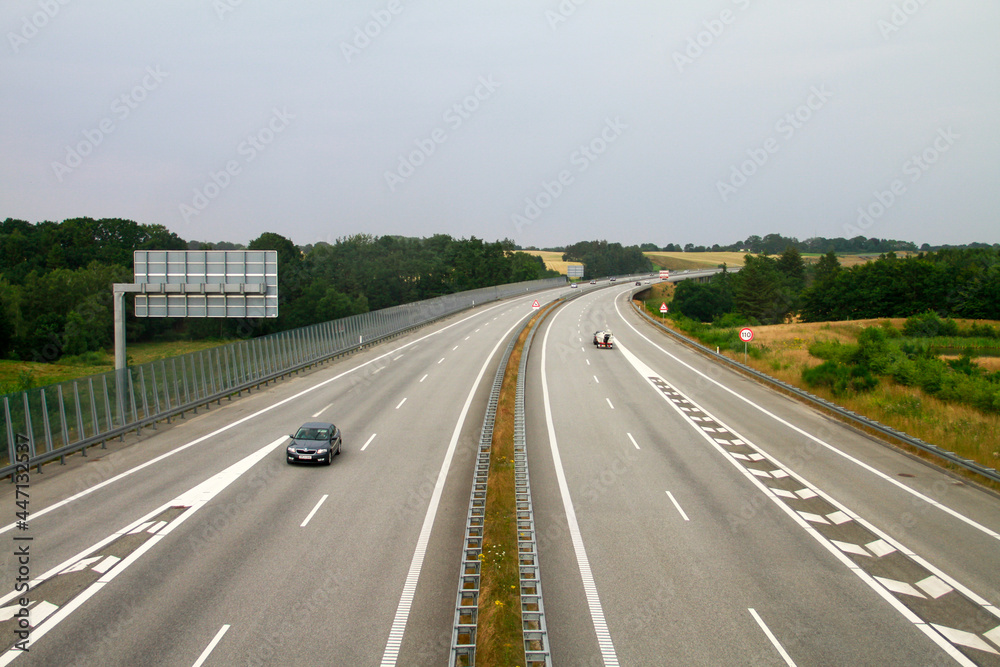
(644, 251, 750, 270)
(522, 250, 582, 275)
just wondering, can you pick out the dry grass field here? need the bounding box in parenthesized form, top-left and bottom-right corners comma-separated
(645, 251, 749, 270)
(660, 316, 1000, 482)
(522, 250, 583, 275)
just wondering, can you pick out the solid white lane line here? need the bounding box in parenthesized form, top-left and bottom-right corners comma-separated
(0, 301, 513, 536)
(312, 403, 332, 418)
(627, 433, 640, 450)
(606, 398, 614, 410)
(396, 398, 407, 410)
(192, 624, 231, 667)
(0, 437, 287, 659)
(666, 491, 690, 522)
(540, 306, 620, 667)
(748, 609, 796, 666)
(300, 495, 329, 528)
(419, 374, 428, 383)
(380, 314, 531, 667)
(612, 297, 1000, 542)
(361, 433, 377, 451)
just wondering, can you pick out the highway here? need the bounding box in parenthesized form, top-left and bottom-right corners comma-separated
(0, 286, 575, 666)
(526, 283, 1000, 665)
(2, 277, 999, 666)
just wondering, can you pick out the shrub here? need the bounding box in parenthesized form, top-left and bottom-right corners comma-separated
(902, 311, 959, 337)
(808, 339, 856, 362)
(879, 320, 902, 338)
(849, 365, 879, 392)
(802, 360, 851, 394)
(853, 326, 894, 374)
(968, 323, 999, 339)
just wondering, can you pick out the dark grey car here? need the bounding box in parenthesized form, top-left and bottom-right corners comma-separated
(287, 421, 342, 465)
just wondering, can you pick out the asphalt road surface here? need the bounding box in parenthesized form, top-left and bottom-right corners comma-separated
(2, 279, 999, 666)
(526, 284, 1000, 666)
(0, 286, 575, 666)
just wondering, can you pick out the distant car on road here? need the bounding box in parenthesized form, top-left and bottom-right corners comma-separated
(287, 421, 342, 465)
(609, 277, 617, 282)
(635, 281, 641, 286)
(590, 280, 596, 284)
(570, 283, 578, 288)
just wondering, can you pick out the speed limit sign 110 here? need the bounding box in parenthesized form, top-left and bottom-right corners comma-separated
(739, 327, 754, 342)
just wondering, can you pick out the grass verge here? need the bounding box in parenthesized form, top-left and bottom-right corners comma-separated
(0, 339, 236, 393)
(476, 304, 553, 666)
(633, 304, 1000, 490)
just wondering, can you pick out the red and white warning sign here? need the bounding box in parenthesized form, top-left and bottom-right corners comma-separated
(531, 300, 541, 309)
(659, 303, 668, 313)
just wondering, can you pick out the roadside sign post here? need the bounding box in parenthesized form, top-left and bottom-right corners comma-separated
(113, 250, 279, 421)
(659, 302, 668, 322)
(739, 327, 754, 364)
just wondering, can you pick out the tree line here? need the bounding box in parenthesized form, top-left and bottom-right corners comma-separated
(670, 246, 1000, 325)
(561, 240, 653, 278)
(0, 218, 557, 363)
(630, 233, 997, 255)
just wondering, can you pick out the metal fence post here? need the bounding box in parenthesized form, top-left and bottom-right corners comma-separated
(4, 397, 14, 470)
(73, 381, 85, 442)
(56, 385, 70, 448)
(22, 393, 36, 460)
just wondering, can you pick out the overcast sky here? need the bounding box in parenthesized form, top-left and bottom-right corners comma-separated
(2, 1, 998, 249)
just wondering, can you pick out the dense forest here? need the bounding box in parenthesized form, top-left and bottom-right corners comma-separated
(670, 247, 1000, 324)
(0, 218, 558, 363)
(561, 240, 653, 278)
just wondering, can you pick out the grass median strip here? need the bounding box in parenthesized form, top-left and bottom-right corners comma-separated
(476, 304, 554, 666)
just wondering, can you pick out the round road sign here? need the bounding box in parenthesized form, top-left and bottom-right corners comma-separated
(739, 327, 754, 342)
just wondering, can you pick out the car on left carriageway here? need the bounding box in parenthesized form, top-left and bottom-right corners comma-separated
(287, 422, 342, 465)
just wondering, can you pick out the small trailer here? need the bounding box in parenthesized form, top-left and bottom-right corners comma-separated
(593, 330, 614, 349)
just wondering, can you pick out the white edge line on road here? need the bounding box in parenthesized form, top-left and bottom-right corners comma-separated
(395, 398, 407, 410)
(191, 624, 231, 667)
(626, 433, 639, 450)
(361, 433, 377, 452)
(0, 437, 286, 661)
(541, 304, 620, 667)
(748, 609, 796, 666)
(380, 313, 531, 667)
(300, 494, 329, 528)
(665, 491, 690, 522)
(612, 296, 1000, 543)
(312, 403, 332, 418)
(0, 301, 512, 536)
